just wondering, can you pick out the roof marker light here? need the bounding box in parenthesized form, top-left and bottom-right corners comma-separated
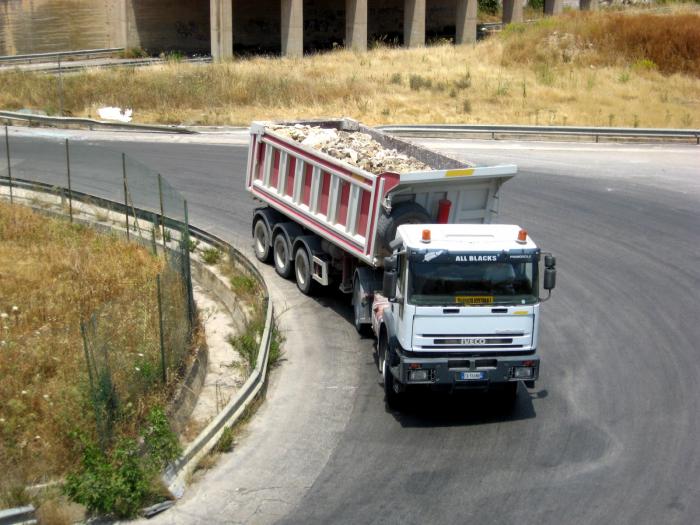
(422, 229, 431, 243)
(517, 229, 528, 244)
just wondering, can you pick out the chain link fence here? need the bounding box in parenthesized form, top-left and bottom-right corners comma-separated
(0, 124, 195, 450)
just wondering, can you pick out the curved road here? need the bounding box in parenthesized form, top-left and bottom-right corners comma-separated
(5, 129, 699, 524)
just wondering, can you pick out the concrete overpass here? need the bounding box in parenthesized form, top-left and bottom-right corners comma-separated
(0, 0, 598, 59)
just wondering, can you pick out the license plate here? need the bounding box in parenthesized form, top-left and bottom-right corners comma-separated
(458, 371, 485, 380)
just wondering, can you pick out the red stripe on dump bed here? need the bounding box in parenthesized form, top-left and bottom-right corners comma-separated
(256, 142, 265, 181)
(357, 190, 370, 239)
(301, 163, 312, 206)
(337, 180, 350, 227)
(251, 186, 365, 256)
(319, 171, 331, 216)
(285, 157, 296, 197)
(271, 150, 280, 189)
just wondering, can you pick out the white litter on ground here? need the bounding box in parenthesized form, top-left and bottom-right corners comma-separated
(98, 106, 133, 122)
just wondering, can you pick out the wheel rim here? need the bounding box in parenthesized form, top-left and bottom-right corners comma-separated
(254, 222, 268, 257)
(274, 236, 287, 270)
(295, 250, 308, 286)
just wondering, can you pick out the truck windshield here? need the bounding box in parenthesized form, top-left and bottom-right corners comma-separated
(408, 260, 538, 306)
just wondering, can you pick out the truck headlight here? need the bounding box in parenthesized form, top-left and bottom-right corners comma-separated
(513, 367, 534, 379)
(409, 370, 429, 382)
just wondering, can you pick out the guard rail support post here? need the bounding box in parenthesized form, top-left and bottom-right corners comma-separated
(65, 139, 73, 222)
(4, 125, 13, 204)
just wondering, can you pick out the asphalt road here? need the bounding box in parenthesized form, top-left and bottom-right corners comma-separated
(3, 130, 699, 524)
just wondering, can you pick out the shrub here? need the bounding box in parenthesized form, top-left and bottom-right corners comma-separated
(64, 406, 180, 519)
(201, 247, 222, 265)
(478, 0, 498, 16)
(409, 74, 432, 91)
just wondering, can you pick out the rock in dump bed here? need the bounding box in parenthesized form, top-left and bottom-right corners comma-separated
(269, 124, 432, 175)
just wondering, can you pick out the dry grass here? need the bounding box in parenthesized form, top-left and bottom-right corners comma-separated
(0, 202, 172, 493)
(0, 7, 697, 128)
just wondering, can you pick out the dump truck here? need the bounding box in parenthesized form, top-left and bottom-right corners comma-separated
(245, 118, 556, 407)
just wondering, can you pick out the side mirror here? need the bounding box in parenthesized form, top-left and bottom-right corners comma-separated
(383, 271, 397, 300)
(384, 255, 397, 272)
(543, 254, 556, 290)
(544, 268, 556, 290)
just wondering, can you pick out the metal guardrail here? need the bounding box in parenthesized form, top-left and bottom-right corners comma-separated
(0, 505, 36, 525)
(0, 110, 196, 134)
(378, 124, 700, 144)
(0, 47, 124, 64)
(1, 175, 275, 504)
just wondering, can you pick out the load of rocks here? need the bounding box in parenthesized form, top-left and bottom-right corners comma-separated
(268, 124, 432, 175)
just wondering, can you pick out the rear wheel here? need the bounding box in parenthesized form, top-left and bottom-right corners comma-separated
(294, 245, 315, 295)
(273, 231, 293, 278)
(253, 219, 271, 263)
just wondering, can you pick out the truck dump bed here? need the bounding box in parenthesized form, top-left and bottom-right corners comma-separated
(246, 118, 516, 266)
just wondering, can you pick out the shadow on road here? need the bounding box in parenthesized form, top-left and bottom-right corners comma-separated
(385, 386, 543, 428)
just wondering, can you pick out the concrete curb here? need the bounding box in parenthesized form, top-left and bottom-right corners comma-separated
(0, 506, 36, 525)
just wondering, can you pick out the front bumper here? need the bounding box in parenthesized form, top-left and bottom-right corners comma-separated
(394, 347, 540, 389)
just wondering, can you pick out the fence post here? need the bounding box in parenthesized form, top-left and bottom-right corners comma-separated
(80, 319, 105, 451)
(151, 213, 159, 255)
(183, 199, 195, 327)
(157, 173, 166, 249)
(122, 154, 130, 241)
(4, 125, 12, 204)
(156, 275, 167, 384)
(65, 139, 73, 222)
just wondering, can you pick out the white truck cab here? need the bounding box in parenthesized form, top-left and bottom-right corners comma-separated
(374, 223, 556, 406)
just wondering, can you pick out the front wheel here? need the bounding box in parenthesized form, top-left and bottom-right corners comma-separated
(352, 276, 371, 336)
(379, 335, 402, 409)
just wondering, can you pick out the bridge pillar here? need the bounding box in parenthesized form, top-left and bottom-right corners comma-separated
(282, 0, 304, 57)
(455, 0, 477, 44)
(502, 0, 523, 24)
(404, 0, 425, 47)
(579, 0, 598, 10)
(544, 0, 563, 15)
(346, 0, 368, 51)
(210, 0, 233, 60)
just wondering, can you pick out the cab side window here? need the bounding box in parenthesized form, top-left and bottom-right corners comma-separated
(397, 254, 406, 297)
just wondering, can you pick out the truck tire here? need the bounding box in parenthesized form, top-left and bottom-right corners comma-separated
(253, 218, 272, 263)
(273, 230, 293, 278)
(294, 245, 316, 295)
(377, 202, 431, 250)
(379, 333, 402, 410)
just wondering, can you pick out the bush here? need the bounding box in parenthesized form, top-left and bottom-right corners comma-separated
(409, 74, 432, 91)
(201, 247, 222, 265)
(478, 0, 498, 15)
(64, 406, 180, 519)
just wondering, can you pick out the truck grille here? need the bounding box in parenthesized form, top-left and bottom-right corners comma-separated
(415, 332, 528, 350)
